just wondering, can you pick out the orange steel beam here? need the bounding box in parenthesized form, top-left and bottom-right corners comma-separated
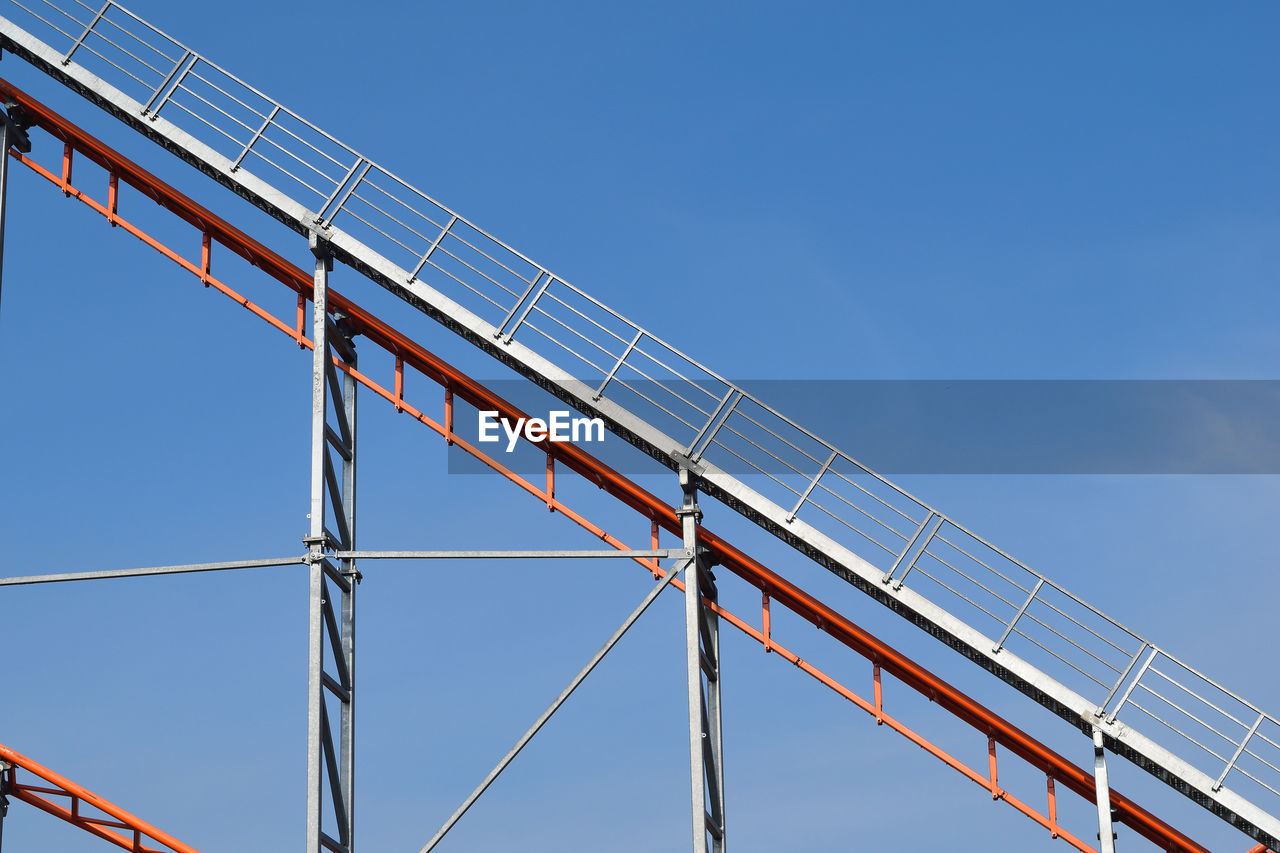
(0, 744, 199, 853)
(0, 77, 1219, 853)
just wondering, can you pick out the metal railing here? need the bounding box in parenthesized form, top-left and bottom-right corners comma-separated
(4, 0, 1277, 816)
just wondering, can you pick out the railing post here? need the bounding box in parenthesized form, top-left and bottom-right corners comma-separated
(1215, 713, 1264, 792)
(231, 104, 280, 171)
(883, 512, 940, 590)
(500, 270, 552, 343)
(140, 51, 195, 119)
(410, 213, 458, 281)
(992, 577, 1044, 654)
(1096, 642, 1150, 719)
(318, 159, 371, 228)
(1106, 647, 1157, 724)
(593, 329, 642, 401)
(494, 270, 546, 339)
(685, 389, 742, 461)
(786, 449, 837, 522)
(678, 468, 726, 852)
(61, 2, 110, 66)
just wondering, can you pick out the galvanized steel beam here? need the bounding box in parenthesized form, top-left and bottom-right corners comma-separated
(305, 234, 357, 853)
(679, 469, 726, 852)
(0, 557, 302, 586)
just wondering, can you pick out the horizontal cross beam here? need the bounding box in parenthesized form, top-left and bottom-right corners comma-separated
(335, 549, 687, 560)
(0, 557, 303, 586)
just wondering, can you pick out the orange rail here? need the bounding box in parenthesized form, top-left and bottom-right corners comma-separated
(1, 744, 198, 852)
(0, 76, 1232, 852)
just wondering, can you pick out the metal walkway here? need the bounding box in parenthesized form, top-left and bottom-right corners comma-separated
(0, 1, 1276, 848)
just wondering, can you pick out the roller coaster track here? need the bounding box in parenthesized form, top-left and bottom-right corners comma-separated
(0, 3, 1276, 851)
(0, 79, 1221, 853)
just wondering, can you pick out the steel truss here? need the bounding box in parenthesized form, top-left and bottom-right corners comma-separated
(2, 79, 1265, 853)
(305, 235, 358, 853)
(679, 471, 726, 852)
(2, 3, 1280, 845)
(4, 12, 1278, 844)
(0, 98, 29, 311)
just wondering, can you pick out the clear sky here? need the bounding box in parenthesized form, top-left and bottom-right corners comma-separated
(2, 2, 1278, 852)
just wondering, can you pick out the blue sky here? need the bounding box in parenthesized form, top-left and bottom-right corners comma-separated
(2, 2, 1278, 851)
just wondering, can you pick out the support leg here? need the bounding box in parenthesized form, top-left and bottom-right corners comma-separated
(0, 761, 10, 853)
(339, 331, 357, 853)
(1093, 727, 1116, 853)
(679, 469, 726, 853)
(305, 234, 358, 853)
(0, 113, 9, 316)
(0, 103, 32, 321)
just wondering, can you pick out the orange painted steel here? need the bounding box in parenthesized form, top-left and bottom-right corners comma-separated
(0, 77, 1218, 853)
(1, 744, 199, 853)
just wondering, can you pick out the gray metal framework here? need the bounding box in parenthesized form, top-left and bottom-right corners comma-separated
(334, 549, 684, 561)
(0, 758, 8, 853)
(0, 557, 303, 586)
(679, 470, 726, 852)
(0, 100, 29, 314)
(305, 235, 358, 853)
(0, 0, 1277, 847)
(0, 85, 720, 853)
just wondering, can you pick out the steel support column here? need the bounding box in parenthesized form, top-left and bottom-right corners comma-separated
(0, 108, 8, 316)
(305, 233, 358, 853)
(1094, 727, 1117, 853)
(0, 759, 10, 853)
(0, 101, 31, 317)
(678, 468, 726, 852)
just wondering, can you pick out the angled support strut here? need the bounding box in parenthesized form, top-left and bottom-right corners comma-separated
(679, 469, 726, 852)
(418, 558, 683, 853)
(305, 233, 359, 853)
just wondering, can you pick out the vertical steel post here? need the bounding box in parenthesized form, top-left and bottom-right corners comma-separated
(0, 114, 9, 316)
(0, 761, 9, 853)
(304, 234, 330, 853)
(0, 104, 32, 319)
(678, 468, 726, 853)
(1093, 727, 1116, 853)
(339, 310, 358, 853)
(304, 233, 357, 853)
